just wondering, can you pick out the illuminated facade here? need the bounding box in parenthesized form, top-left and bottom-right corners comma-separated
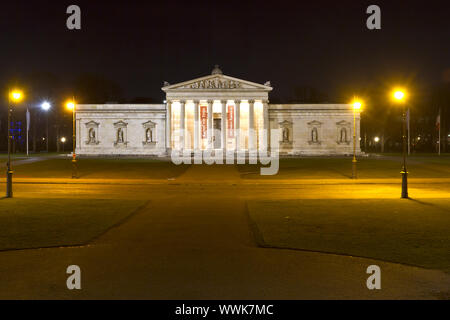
(75, 66, 361, 156)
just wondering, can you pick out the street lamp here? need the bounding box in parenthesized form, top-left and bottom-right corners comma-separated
(6, 89, 24, 198)
(41, 101, 51, 111)
(351, 100, 362, 179)
(373, 136, 380, 153)
(41, 101, 51, 152)
(392, 89, 408, 198)
(61, 137, 66, 152)
(11, 91, 22, 101)
(66, 99, 78, 178)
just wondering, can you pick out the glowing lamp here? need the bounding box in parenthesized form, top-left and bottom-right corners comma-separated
(66, 101, 75, 110)
(10, 90, 23, 102)
(41, 101, 51, 111)
(393, 91, 405, 101)
(353, 101, 362, 110)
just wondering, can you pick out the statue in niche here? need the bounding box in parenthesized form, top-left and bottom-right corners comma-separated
(340, 127, 347, 142)
(117, 127, 124, 143)
(311, 127, 318, 142)
(282, 127, 289, 142)
(88, 128, 96, 144)
(146, 128, 153, 142)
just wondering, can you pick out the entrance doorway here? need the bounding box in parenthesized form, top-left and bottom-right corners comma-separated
(213, 118, 221, 149)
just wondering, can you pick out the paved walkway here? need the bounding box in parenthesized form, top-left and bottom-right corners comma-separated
(0, 165, 449, 299)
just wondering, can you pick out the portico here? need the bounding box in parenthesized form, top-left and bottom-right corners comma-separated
(162, 65, 272, 154)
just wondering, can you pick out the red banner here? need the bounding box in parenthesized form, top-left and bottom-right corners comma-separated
(200, 106, 208, 139)
(227, 105, 234, 138)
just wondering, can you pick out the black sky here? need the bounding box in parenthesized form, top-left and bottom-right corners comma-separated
(1, 0, 449, 103)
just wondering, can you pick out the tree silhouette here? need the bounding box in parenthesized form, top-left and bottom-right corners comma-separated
(73, 73, 123, 104)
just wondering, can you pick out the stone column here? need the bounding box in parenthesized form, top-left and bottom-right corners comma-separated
(357, 113, 361, 153)
(263, 99, 269, 151)
(207, 100, 213, 150)
(221, 100, 227, 152)
(166, 100, 171, 150)
(180, 100, 185, 150)
(248, 99, 255, 151)
(194, 100, 199, 151)
(235, 100, 240, 152)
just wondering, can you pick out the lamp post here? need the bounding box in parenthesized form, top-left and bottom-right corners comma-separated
(61, 137, 66, 152)
(352, 101, 362, 179)
(373, 137, 380, 152)
(66, 99, 78, 179)
(393, 90, 408, 198)
(6, 89, 23, 198)
(41, 101, 51, 152)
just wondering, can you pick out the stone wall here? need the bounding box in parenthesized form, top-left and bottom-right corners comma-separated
(269, 104, 361, 155)
(75, 103, 361, 156)
(75, 104, 167, 156)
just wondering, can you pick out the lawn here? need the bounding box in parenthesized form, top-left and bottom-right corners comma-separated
(0, 155, 28, 164)
(0, 198, 146, 250)
(11, 157, 190, 179)
(3, 153, 450, 180)
(238, 154, 450, 179)
(248, 198, 450, 272)
(0, 152, 63, 160)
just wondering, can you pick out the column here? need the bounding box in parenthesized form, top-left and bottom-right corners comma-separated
(76, 116, 80, 153)
(221, 100, 227, 152)
(263, 99, 269, 151)
(194, 100, 199, 151)
(357, 112, 361, 153)
(248, 99, 255, 151)
(180, 100, 185, 150)
(207, 100, 213, 150)
(235, 100, 240, 152)
(166, 100, 171, 150)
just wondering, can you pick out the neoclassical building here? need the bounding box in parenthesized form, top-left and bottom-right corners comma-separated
(75, 66, 361, 156)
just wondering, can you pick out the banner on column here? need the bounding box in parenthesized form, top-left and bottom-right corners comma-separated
(227, 105, 235, 138)
(200, 105, 208, 139)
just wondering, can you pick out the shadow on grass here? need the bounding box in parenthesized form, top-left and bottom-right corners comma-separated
(247, 198, 450, 272)
(0, 198, 147, 251)
(408, 197, 450, 213)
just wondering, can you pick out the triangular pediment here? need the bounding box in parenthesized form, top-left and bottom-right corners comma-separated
(279, 120, 293, 126)
(142, 120, 156, 128)
(85, 120, 99, 127)
(113, 120, 128, 127)
(336, 120, 351, 126)
(307, 120, 323, 126)
(162, 74, 272, 91)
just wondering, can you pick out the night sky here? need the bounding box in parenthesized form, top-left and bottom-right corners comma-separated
(1, 0, 449, 103)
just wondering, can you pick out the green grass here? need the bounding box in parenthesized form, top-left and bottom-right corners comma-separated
(248, 199, 450, 272)
(0, 153, 65, 165)
(238, 155, 450, 179)
(5, 154, 450, 180)
(12, 158, 189, 179)
(0, 156, 27, 164)
(0, 198, 146, 250)
(0, 152, 64, 159)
